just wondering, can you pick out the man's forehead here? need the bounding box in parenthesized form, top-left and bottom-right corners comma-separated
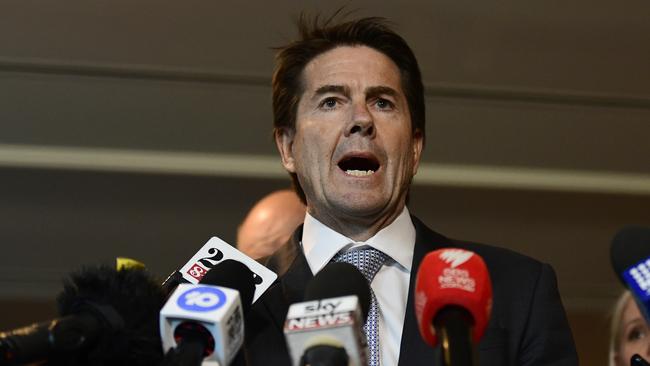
(301, 45, 403, 94)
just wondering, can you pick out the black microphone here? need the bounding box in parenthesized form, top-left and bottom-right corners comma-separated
(611, 226, 650, 324)
(0, 266, 166, 366)
(161, 269, 190, 297)
(200, 260, 255, 313)
(303, 263, 371, 320)
(632, 354, 650, 366)
(284, 262, 371, 366)
(159, 259, 255, 366)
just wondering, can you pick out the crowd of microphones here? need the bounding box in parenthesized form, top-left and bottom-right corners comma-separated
(0, 227, 648, 366)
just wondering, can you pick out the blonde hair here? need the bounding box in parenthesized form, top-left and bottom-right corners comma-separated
(609, 290, 633, 366)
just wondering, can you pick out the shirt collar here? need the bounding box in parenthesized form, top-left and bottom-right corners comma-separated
(301, 207, 416, 275)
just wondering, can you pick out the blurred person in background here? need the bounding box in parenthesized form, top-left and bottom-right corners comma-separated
(237, 189, 306, 259)
(610, 290, 650, 366)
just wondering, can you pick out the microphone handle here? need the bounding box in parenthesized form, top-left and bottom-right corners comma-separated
(161, 270, 189, 296)
(0, 321, 52, 366)
(300, 345, 349, 366)
(0, 313, 102, 365)
(160, 337, 206, 366)
(434, 306, 477, 366)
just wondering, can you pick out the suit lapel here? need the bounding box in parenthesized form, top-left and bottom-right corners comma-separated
(264, 225, 314, 329)
(397, 216, 449, 365)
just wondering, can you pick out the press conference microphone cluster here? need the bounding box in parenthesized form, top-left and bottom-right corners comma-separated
(284, 262, 371, 366)
(415, 248, 493, 366)
(0, 266, 167, 366)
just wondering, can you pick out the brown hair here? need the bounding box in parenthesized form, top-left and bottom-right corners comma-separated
(272, 13, 426, 202)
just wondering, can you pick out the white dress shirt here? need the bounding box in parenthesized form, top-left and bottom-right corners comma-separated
(301, 207, 416, 366)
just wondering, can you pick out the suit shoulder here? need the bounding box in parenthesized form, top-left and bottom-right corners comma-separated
(449, 238, 549, 288)
(412, 216, 547, 280)
(453, 239, 542, 269)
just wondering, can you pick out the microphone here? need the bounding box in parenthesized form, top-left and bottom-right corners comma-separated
(284, 262, 371, 366)
(0, 266, 166, 366)
(632, 354, 650, 366)
(159, 259, 255, 366)
(415, 248, 493, 366)
(610, 226, 650, 324)
(161, 236, 277, 302)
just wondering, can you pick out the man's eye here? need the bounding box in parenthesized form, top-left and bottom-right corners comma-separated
(320, 98, 338, 109)
(375, 98, 394, 110)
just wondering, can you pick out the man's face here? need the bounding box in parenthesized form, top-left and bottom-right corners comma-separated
(276, 46, 423, 224)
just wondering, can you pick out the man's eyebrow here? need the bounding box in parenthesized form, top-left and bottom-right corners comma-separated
(312, 85, 350, 99)
(366, 86, 399, 99)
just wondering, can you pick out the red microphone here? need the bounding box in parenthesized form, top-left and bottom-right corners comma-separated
(415, 248, 493, 366)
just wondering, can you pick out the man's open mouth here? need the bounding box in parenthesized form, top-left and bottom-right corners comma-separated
(337, 155, 380, 177)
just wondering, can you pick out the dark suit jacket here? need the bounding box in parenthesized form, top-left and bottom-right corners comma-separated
(243, 216, 578, 365)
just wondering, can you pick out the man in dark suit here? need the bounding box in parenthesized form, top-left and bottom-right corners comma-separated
(244, 15, 578, 365)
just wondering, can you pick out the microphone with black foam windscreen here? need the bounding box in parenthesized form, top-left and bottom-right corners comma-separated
(159, 259, 255, 366)
(284, 262, 371, 366)
(611, 226, 650, 325)
(415, 248, 492, 366)
(0, 266, 167, 366)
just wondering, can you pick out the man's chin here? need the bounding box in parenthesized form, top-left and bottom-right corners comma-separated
(330, 196, 389, 219)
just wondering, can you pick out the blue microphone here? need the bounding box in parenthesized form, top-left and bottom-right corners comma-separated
(611, 226, 650, 324)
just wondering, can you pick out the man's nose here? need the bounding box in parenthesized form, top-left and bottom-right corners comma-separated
(345, 102, 375, 138)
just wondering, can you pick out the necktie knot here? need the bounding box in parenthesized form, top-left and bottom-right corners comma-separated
(332, 247, 389, 284)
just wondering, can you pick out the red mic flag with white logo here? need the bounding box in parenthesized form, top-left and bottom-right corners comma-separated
(415, 248, 492, 347)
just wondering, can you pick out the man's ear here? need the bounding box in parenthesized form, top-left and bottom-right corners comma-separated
(411, 129, 424, 175)
(275, 128, 296, 173)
